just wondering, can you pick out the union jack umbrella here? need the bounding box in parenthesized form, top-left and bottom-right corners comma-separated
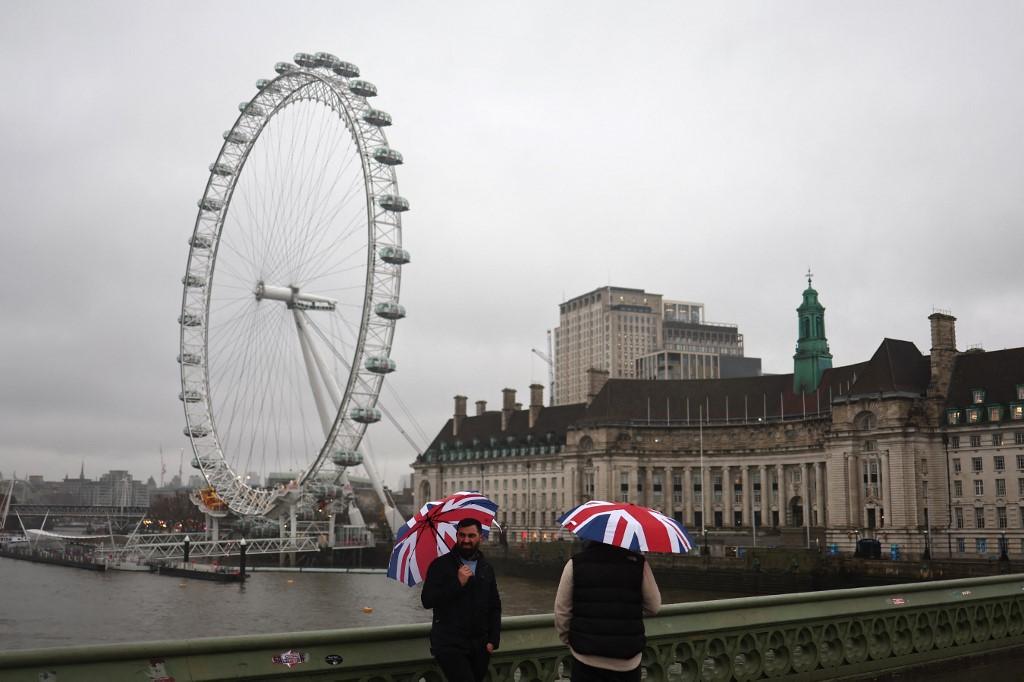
(557, 500, 694, 554)
(386, 490, 499, 586)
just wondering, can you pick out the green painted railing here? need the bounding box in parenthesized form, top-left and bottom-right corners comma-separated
(3, 574, 1024, 681)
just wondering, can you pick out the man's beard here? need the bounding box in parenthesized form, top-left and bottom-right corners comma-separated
(457, 543, 478, 559)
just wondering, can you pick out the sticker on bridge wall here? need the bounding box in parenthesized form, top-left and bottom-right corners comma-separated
(272, 650, 309, 669)
(959, 590, 972, 598)
(325, 654, 344, 665)
(38, 672, 57, 682)
(146, 659, 175, 682)
(889, 596, 907, 606)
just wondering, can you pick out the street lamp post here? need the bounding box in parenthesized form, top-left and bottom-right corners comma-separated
(182, 535, 191, 564)
(702, 528, 710, 557)
(922, 529, 931, 561)
(239, 537, 248, 582)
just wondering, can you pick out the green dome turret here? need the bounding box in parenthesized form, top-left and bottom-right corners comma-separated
(793, 270, 832, 393)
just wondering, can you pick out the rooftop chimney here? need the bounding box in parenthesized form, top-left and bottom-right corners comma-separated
(475, 400, 487, 416)
(501, 388, 516, 432)
(927, 312, 957, 400)
(529, 383, 544, 428)
(586, 368, 610, 406)
(452, 395, 467, 438)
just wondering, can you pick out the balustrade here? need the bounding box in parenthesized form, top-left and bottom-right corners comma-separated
(1, 574, 1023, 680)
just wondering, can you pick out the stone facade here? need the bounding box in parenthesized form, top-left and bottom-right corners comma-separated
(412, 313, 1024, 559)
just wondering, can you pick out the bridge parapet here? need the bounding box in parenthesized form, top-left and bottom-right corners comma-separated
(1, 574, 1022, 680)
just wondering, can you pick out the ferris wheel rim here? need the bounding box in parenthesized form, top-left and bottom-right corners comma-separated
(178, 54, 407, 518)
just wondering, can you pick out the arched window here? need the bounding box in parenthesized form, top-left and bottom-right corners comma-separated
(854, 410, 877, 431)
(578, 435, 593, 450)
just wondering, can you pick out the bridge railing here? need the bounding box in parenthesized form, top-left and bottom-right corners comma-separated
(2, 573, 1023, 681)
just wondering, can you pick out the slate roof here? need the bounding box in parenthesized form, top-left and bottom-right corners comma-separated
(424, 403, 587, 453)
(420, 339, 1024, 455)
(845, 338, 931, 396)
(946, 347, 1024, 409)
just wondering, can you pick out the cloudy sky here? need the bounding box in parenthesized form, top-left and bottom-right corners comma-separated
(1, 1, 1021, 489)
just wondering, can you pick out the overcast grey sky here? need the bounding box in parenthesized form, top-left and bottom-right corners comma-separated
(1, 1, 1021, 488)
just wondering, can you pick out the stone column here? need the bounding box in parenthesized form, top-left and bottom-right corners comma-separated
(683, 466, 693, 526)
(777, 463, 787, 526)
(645, 466, 654, 508)
(847, 453, 860, 528)
(664, 466, 673, 516)
(759, 464, 769, 526)
(741, 465, 751, 526)
(801, 463, 811, 528)
(723, 465, 733, 527)
(702, 465, 711, 530)
(881, 450, 892, 528)
(816, 461, 826, 527)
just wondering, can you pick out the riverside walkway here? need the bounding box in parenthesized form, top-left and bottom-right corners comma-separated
(2, 573, 1023, 681)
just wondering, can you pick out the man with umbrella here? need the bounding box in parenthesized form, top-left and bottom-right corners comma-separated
(555, 501, 692, 681)
(421, 517, 502, 681)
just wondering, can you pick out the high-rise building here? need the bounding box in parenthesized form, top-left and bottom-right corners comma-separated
(554, 287, 663, 405)
(553, 286, 755, 405)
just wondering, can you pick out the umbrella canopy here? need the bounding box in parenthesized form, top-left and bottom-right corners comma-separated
(386, 490, 498, 586)
(558, 500, 694, 554)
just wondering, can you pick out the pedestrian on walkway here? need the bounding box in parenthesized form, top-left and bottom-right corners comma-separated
(421, 518, 502, 681)
(554, 541, 661, 681)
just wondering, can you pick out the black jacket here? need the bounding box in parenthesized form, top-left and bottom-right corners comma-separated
(569, 544, 645, 658)
(421, 549, 502, 653)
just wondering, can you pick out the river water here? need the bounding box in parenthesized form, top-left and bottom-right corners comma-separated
(0, 556, 741, 651)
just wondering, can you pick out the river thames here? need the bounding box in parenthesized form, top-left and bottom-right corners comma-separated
(1, 557, 742, 651)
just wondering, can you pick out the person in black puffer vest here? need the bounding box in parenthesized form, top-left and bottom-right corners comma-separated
(421, 518, 501, 681)
(554, 541, 661, 681)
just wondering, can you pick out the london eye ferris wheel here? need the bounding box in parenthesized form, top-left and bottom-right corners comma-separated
(178, 52, 409, 519)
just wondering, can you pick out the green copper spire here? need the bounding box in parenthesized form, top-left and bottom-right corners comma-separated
(793, 270, 832, 393)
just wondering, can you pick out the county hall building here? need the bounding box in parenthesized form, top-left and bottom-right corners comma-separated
(410, 282, 1024, 559)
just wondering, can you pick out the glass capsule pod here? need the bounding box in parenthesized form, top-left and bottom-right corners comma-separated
(348, 79, 377, 97)
(182, 274, 206, 288)
(364, 356, 397, 374)
(331, 449, 364, 467)
(191, 456, 202, 469)
(349, 407, 382, 424)
(374, 301, 406, 320)
(177, 353, 202, 365)
(372, 146, 404, 165)
(178, 313, 203, 327)
(314, 52, 341, 69)
(223, 129, 250, 144)
(331, 61, 360, 78)
(275, 61, 298, 74)
(209, 162, 235, 177)
(293, 53, 319, 68)
(379, 245, 411, 265)
(179, 389, 203, 403)
(198, 197, 224, 212)
(363, 109, 392, 127)
(377, 194, 410, 212)
(238, 102, 265, 117)
(184, 425, 210, 438)
(190, 234, 213, 249)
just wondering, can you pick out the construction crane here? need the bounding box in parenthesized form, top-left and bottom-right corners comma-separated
(531, 329, 555, 405)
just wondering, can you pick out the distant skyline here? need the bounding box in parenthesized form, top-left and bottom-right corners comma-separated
(2, 1, 1022, 487)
